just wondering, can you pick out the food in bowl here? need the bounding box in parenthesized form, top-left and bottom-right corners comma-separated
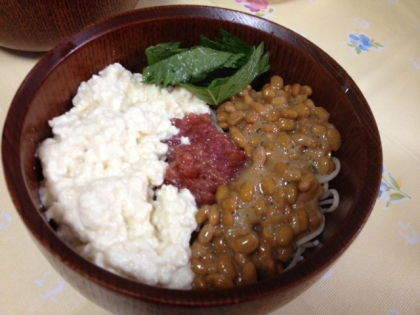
(164, 112, 247, 207)
(37, 55, 340, 290)
(37, 63, 211, 289)
(2, 5, 382, 313)
(190, 77, 341, 289)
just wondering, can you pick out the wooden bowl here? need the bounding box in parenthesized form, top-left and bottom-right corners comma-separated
(0, 0, 138, 52)
(2, 6, 382, 315)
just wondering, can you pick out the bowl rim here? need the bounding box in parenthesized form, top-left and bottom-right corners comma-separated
(2, 4, 383, 307)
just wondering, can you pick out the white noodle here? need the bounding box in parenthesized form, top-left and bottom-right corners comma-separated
(296, 215, 325, 247)
(315, 157, 340, 184)
(320, 182, 329, 200)
(320, 189, 339, 213)
(284, 246, 303, 271)
(302, 239, 320, 249)
(211, 109, 223, 132)
(284, 217, 325, 271)
(284, 158, 341, 271)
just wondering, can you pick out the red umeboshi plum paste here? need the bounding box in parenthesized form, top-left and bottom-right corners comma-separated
(164, 113, 246, 206)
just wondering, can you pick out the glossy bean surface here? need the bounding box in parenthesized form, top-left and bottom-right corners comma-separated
(191, 76, 340, 289)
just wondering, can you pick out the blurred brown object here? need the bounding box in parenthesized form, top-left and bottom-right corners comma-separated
(0, 0, 138, 52)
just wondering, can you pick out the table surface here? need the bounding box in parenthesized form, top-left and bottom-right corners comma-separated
(1, 1, 419, 314)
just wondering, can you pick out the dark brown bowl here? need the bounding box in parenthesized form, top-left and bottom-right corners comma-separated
(0, 0, 138, 52)
(1, 5, 382, 315)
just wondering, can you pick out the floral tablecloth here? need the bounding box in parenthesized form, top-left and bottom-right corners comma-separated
(1, 0, 419, 314)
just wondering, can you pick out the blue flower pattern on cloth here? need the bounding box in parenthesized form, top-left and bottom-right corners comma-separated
(319, 268, 334, 289)
(347, 33, 384, 54)
(378, 165, 411, 208)
(410, 57, 420, 70)
(398, 222, 420, 246)
(34, 271, 65, 302)
(0, 210, 12, 232)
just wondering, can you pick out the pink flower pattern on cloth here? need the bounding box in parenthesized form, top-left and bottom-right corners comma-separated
(235, 0, 273, 17)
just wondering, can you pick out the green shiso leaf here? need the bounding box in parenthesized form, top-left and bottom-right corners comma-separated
(179, 43, 269, 105)
(142, 30, 270, 105)
(145, 41, 187, 66)
(199, 29, 254, 67)
(142, 47, 244, 87)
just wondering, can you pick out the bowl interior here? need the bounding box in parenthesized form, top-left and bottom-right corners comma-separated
(2, 5, 382, 309)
